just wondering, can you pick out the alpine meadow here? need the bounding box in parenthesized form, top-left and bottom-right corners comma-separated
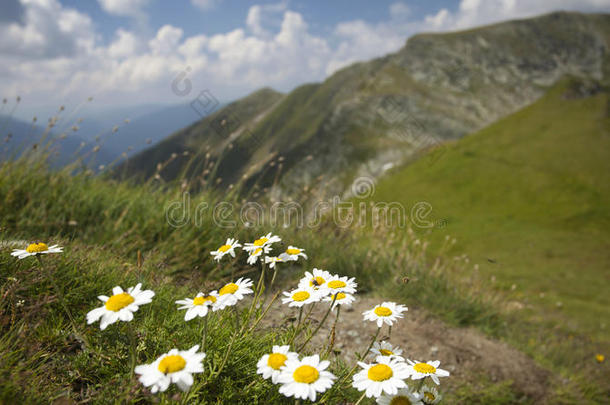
(1, 2, 609, 404)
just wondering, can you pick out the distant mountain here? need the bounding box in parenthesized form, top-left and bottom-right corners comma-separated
(0, 114, 113, 167)
(64, 103, 212, 162)
(122, 12, 610, 197)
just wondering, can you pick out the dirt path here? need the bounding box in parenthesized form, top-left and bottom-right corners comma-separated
(260, 295, 551, 402)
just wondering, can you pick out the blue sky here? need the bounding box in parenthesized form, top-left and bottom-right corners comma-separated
(1, 0, 609, 119)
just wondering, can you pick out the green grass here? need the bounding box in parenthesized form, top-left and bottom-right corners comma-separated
(0, 152, 505, 403)
(368, 78, 610, 400)
(2, 76, 608, 402)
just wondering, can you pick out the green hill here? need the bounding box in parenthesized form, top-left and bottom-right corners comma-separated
(122, 12, 610, 199)
(371, 78, 610, 343)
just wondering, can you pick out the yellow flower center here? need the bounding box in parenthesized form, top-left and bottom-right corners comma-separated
(26, 242, 48, 253)
(286, 248, 300, 255)
(292, 291, 310, 302)
(332, 292, 346, 301)
(253, 237, 268, 246)
(293, 365, 319, 383)
(218, 244, 231, 253)
(251, 248, 262, 256)
(423, 391, 436, 402)
(193, 295, 216, 305)
(219, 283, 238, 295)
(104, 292, 135, 311)
(157, 355, 186, 374)
(267, 353, 288, 370)
(374, 306, 392, 317)
(368, 364, 393, 381)
(327, 280, 346, 289)
(413, 363, 436, 374)
(380, 349, 394, 356)
(309, 276, 325, 287)
(390, 396, 413, 405)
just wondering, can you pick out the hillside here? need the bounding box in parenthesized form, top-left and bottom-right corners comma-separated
(123, 12, 610, 198)
(370, 78, 610, 364)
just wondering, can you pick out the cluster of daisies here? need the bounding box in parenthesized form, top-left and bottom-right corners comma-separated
(258, 279, 449, 404)
(11, 237, 450, 403)
(210, 232, 306, 269)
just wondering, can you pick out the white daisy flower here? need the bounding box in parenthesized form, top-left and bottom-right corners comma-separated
(371, 341, 405, 361)
(246, 245, 271, 265)
(363, 302, 408, 328)
(323, 291, 356, 310)
(278, 245, 307, 262)
(175, 291, 219, 321)
(324, 274, 357, 294)
(135, 345, 205, 393)
(243, 232, 281, 252)
(277, 354, 336, 402)
(377, 387, 423, 405)
(11, 242, 63, 259)
(298, 268, 333, 291)
(256, 345, 298, 384)
(406, 360, 450, 385)
(419, 386, 441, 404)
(86, 283, 155, 330)
(210, 238, 241, 261)
(265, 255, 284, 269)
(215, 278, 254, 309)
(352, 356, 411, 398)
(282, 287, 320, 307)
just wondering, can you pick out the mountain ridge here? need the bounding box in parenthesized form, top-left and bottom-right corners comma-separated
(122, 11, 610, 197)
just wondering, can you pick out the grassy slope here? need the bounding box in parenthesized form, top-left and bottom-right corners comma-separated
(2, 155, 515, 403)
(370, 79, 610, 395)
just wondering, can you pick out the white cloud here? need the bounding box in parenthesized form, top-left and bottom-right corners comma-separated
(107, 29, 140, 59)
(0, 0, 95, 58)
(390, 2, 411, 20)
(149, 25, 184, 55)
(246, 2, 287, 37)
(423, 0, 610, 31)
(97, 0, 150, 17)
(2, 0, 610, 114)
(191, 0, 221, 11)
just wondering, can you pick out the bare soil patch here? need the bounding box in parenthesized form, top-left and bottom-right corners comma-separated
(261, 295, 551, 402)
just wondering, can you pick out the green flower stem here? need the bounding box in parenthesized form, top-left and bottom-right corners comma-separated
(246, 290, 280, 334)
(297, 294, 337, 352)
(244, 261, 266, 327)
(322, 326, 381, 402)
(354, 392, 367, 405)
(324, 305, 341, 357)
(270, 267, 278, 288)
(288, 302, 316, 346)
(297, 306, 304, 327)
(125, 322, 138, 376)
(213, 329, 238, 378)
(232, 305, 240, 331)
(362, 326, 381, 360)
(202, 315, 209, 351)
